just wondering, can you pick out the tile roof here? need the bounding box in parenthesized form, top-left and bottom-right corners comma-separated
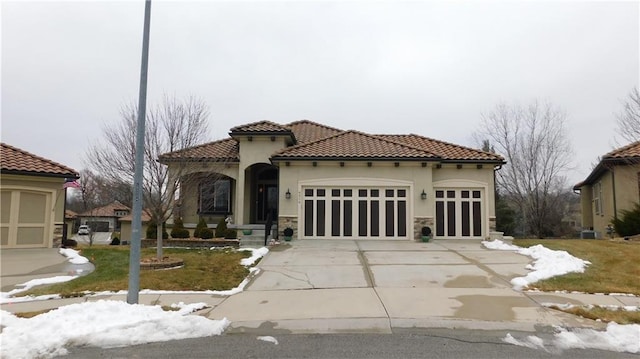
(159, 120, 505, 163)
(272, 130, 440, 160)
(1, 143, 78, 178)
(379, 134, 504, 162)
(574, 141, 640, 189)
(603, 141, 640, 159)
(159, 138, 240, 162)
(78, 201, 131, 217)
(287, 120, 343, 144)
(230, 120, 293, 135)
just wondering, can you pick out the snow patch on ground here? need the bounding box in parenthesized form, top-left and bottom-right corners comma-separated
(257, 336, 279, 345)
(505, 323, 640, 354)
(59, 247, 89, 264)
(481, 239, 591, 290)
(0, 300, 230, 359)
(1, 276, 77, 303)
(239, 247, 269, 266)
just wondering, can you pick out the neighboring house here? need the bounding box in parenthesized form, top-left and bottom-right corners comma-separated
(77, 201, 131, 232)
(0, 143, 79, 248)
(160, 120, 505, 241)
(118, 210, 151, 242)
(574, 141, 640, 238)
(65, 209, 78, 235)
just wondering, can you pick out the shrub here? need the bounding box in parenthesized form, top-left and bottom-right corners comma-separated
(170, 217, 190, 238)
(193, 218, 208, 238)
(225, 229, 237, 239)
(215, 217, 228, 238)
(146, 220, 169, 239)
(110, 237, 120, 245)
(612, 202, 640, 237)
(200, 227, 214, 239)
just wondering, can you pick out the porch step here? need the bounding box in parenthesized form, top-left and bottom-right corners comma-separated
(238, 234, 271, 248)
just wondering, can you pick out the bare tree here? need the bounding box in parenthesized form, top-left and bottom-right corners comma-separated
(616, 87, 640, 144)
(86, 95, 211, 258)
(477, 100, 574, 238)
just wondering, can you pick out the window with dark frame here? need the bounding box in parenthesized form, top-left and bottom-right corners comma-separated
(199, 179, 231, 214)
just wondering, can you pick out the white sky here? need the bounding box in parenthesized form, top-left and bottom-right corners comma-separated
(1, 1, 638, 185)
(0, 243, 638, 357)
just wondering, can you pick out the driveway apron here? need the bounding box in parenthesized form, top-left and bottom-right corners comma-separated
(207, 239, 599, 334)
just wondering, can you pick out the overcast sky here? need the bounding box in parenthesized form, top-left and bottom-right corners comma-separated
(2, 1, 638, 185)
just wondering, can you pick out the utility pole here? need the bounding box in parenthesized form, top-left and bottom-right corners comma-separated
(128, 0, 152, 304)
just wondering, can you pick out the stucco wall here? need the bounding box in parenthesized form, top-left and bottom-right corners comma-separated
(278, 161, 433, 218)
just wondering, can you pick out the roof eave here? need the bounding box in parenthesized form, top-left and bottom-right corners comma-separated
(0, 169, 79, 179)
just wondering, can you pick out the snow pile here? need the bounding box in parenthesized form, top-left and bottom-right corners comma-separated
(542, 302, 640, 312)
(505, 323, 640, 354)
(239, 246, 269, 266)
(59, 247, 89, 264)
(0, 300, 230, 359)
(482, 239, 591, 290)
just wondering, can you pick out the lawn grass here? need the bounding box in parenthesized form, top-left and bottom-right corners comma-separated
(513, 239, 640, 324)
(23, 246, 252, 297)
(512, 239, 640, 296)
(546, 305, 640, 325)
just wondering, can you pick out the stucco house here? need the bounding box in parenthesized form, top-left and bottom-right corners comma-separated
(573, 141, 640, 238)
(1, 143, 79, 248)
(77, 201, 131, 232)
(159, 120, 505, 241)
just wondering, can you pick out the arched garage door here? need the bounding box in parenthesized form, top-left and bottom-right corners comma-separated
(301, 186, 410, 239)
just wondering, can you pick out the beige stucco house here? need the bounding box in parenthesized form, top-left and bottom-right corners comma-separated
(160, 120, 505, 241)
(573, 141, 640, 238)
(1, 143, 79, 248)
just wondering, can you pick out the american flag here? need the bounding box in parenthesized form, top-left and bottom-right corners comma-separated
(63, 179, 81, 189)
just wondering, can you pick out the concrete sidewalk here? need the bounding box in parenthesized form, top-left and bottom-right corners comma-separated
(1, 240, 637, 334)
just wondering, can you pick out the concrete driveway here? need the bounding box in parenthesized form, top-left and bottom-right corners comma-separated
(207, 239, 600, 334)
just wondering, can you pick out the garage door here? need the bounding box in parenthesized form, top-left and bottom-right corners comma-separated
(301, 187, 409, 239)
(435, 189, 483, 238)
(1, 190, 50, 248)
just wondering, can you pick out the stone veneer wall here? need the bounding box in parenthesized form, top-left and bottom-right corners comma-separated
(489, 217, 496, 233)
(413, 217, 434, 240)
(278, 216, 298, 239)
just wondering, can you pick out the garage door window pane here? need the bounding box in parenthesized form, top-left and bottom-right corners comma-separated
(344, 201, 353, 236)
(462, 202, 470, 236)
(436, 190, 444, 198)
(304, 200, 314, 236)
(344, 189, 352, 197)
(332, 189, 340, 197)
(305, 189, 313, 197)
(317, 200, 326, 236)
(447, 191, 455, 198)
(370, 201, 379, 236)
(436, 202, 444, 236)
(331, 200, 340, 236)
(385, 190, 394, 197)
(317, 189, 325, 197)
(358, 200, 367, 236)
(370, 189, 379, 197)
(385, 201, 394, 236)
(359, 189, 367, 197)
(447, 201, 456, 235)
(398, 200, 407, 236)
(398, 190, 406, 197)
(473, 191, 481, 198)
(473, 201, 482, 236)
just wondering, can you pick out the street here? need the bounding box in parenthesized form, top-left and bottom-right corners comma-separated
(62, 329, 634, 359)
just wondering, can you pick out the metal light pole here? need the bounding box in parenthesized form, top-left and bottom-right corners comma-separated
(128, 0, 152, 304)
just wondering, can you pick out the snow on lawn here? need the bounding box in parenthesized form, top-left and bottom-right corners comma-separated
(505, 323, 640, 354)
(482, 239, 591, 291)
(59, 247, 89, 264)
(0, 300, 230, 359)
(239, 246, 269, 266)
